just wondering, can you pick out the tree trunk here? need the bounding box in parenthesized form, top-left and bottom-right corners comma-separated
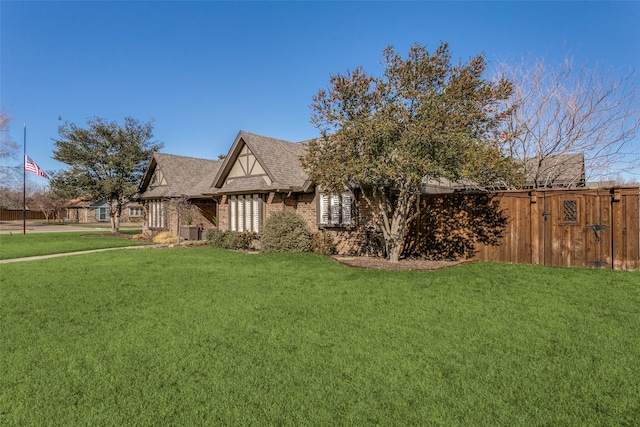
(387, 238, 402, 263)
(361, 184, 418, 263)
(110, 202, 121, 234)
(388, 187, 418, 263)
(387, 210, 406, 263)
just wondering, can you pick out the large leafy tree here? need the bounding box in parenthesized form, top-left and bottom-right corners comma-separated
(51, 117, 162, 233)
(303, 43, 517, 262)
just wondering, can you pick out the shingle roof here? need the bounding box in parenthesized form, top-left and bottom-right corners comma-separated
(241, 132, 309, 188)
(64, 197, 93, 208)
(139, 153, 222, 199)
(523, 153, 585, 188)
(420, 153, 587, 192)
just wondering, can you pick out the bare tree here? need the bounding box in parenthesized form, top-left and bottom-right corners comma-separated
(0, 110, 21, 189)
(498, 55, 640, 187)
(0, 187, 23, 209)
(31, 186, 67, 222)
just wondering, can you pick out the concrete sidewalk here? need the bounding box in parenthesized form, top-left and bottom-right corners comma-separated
(0, 245, 165, 264)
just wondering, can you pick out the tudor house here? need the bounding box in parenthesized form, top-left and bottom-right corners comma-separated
(137, 130, 590, 256)
(137, 131, 362, 250)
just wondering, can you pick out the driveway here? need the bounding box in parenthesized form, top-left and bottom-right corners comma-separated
(0, 221, 140, 234)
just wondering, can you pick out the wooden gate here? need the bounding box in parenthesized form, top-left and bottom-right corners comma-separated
(473, 187, 639, 270)
(537, 189, 612, 268)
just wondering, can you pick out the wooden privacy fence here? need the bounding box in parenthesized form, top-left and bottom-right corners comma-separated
(474, 187, 639, 271)
(404, 187, 640, 271)
(0, 209, 47, 221)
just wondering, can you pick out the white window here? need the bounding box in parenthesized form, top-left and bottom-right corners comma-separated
(129, 207, 143, 217)
(229, 194, 262, 233)
(319, 192, 353, 226)
(95, 207, 110, 221)
(147, 199, 166, 229)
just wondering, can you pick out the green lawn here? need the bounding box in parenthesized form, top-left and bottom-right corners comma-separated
(0, 230, 145, 260)
(1, 248, 639, 425)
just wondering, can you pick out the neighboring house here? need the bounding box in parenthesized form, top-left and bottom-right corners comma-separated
(64, 198, 93, 223)
(90, 200, 145, 223)
(522, 153, 586, 188)
(421, 154, 587, 192)
(91, 200, 112, 222)
(64, 197, 144, 224)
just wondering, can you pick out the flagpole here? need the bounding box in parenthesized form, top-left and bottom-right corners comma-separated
(23, 125, 26, 235)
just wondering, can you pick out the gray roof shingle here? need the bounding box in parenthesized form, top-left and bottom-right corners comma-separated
(139, 153, 222, 199)
(523, 153, 585, 188)
(241, 132, 309, 187)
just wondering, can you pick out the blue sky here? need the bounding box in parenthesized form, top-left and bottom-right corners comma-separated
(2, 1, 639, 181)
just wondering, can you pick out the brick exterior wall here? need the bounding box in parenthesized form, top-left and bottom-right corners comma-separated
(191, 200, 218, 232)
(144, 191, 377, 254)
(217, 196, 229, 231)
(319, 197, 379, 256)
(279, 193, 317, 231)
(66, 207, 91, 223)
(268, 191, 379, 256)
(142, 198, 217, 238)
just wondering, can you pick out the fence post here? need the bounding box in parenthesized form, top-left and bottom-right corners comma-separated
(530, 190, 541, 265)
(611, 187, 623, 270)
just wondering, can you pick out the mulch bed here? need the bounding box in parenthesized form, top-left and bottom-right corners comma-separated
(332, 256, 471, 271)
(81, 233, 468, 270)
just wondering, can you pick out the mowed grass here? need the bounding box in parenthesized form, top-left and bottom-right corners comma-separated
(1, 248, 640, 425)
(0, 230, 145, 260)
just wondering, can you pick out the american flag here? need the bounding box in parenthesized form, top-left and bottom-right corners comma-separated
(24, 155, 49, 179)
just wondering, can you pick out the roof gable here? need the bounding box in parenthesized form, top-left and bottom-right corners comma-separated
(212, 131, 309, 193)
(226, 142, 271, 185)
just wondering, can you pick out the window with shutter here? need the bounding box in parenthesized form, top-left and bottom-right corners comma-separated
(148, 202, 154, 228)
(244, 196, 252, 232)
(147, 199, 166, 229)
(331, 195, 340, 225)
(252, 195, 260, 232)
(230, 196, 237, 231)
(237, 195, 244, 232)
(320, 194, 330, 224)
(342, 193, 352, 225)
(229, 194, 263, 233)
(319, 191, 355, 227)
